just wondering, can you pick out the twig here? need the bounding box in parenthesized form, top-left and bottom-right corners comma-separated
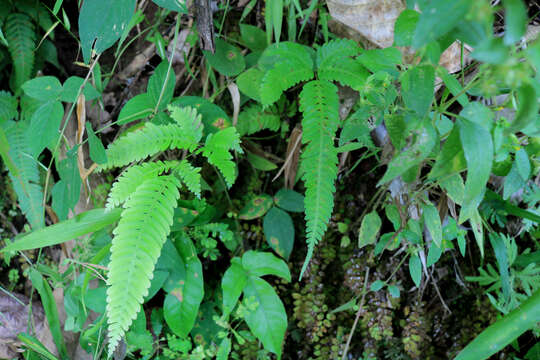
(342, 267, 370, 360)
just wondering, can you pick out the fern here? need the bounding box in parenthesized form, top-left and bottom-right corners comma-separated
(259, 42, 315, 106)
(3, 120, 44, 229)
(174, 159, 202, 198)
(168, 105, 203, 150)
(4, 13, 36, 91)
(106, 175, 180, 354)
(0, 91, 17, 123)
(298, 80, 340, 278)
(236, 104, 281, 136)
(201, 127, 242, 187)
(106, 161, 180, 209)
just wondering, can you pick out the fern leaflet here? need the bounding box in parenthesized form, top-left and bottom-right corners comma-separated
(174, 159, 202, 198)
(0, 91, 17, 123)
(106, 175, 180, 354)
(298, 80, 340, 278)
(5, 13, 36, 91)
(236, 104, 281, 136)
(168, 105, 203, 150)
(201, 127, 242, 187)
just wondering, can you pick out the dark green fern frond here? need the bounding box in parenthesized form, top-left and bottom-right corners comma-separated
(0, 91, 17, 123)
(106, 160, 180, 209)
(168, 105, 203, 151)
(4, 13, 36, 91)
(99, 123, 196, 170)
(4, 120, 44, 229)
(174, 159, 202, 198)
(236, 104, 280, 136)
(316, 39, 368, 91)
(298, 80, 340, 278)
(106, 175, 180, 354)
(259, 42, 314, 106)
(201, 127, 242, 187)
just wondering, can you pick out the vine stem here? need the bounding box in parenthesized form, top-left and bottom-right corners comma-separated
(341, 267, 370, 360)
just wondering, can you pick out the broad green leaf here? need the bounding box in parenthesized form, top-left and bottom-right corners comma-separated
(394, 9, 419, 47)
(79, 0, 136, 63)
(426, 242, 442, 267)
(357, 48, 402, 78)
(400, 64, 435, 117)
(217, 338, 232, 360)
(22, 76, 62, 101)
(157, 240, 186, 293)
(358, 211, 381, 248)
(412, 0, 471, 49)
(242, 251, 291, 281)
(436, 67, 469, 107)
(471, 37, 509, 64)
(236, 68, 264, 102)
(422, 201, 442, 247)
(204, 39, 246, 77)
(29, 269, 68, 358)
(458, 119, 493, 223)
(460, 102, 493, 131)
(440, 173, 465, 205)
(148, 61, 176, 111)
(385, 204, 401, 231)
(388, 285, 400, 298)
(263, 207, 294, 260)
(455, 288, 540, 360)
(27, 101, 63, 157)
(503, 160, 526, 199)
(429, 127, 467, 180)
(409, 253, 422, 287)
(0, 91, 17, 124)
(240, 24, 267, 52)
(503, 0, 527, 45)
(164, 235, 204, 337)
(247, 152, 277, 171)
(515, 148, 531, 180)
(86, 122, 107, 164)
(117, 93, 155, 125)
(273, 188, 304, 213)
(152, 0, 187, 13)
(238, 194, 273, 220)
(1, 208, 121, 253)
(171, 96, 231, 136)
(0, 128, 18, 175)
(242, 277, 287, 358)
(506, 84, 539, 133)
(370, 280, 385, 291)
(52, 149, 81, 220)
(60, 76, 101, 103)
(222, 259, 248, 316)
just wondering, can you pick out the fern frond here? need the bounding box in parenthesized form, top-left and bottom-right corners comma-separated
(259, 42, 314, 106)
(0, 91, 17, 123)
(106, 175, 180, 354)
(298, 80, 340, 279)
(315, 39, 361, 68)
(106, 160, 180, 209)
(4, 120, 44, 229)
(5, 13, 36, 91)
(99, 123, 196, 170)
(168, 105, 203, 150)
(174, 159, 202, 198)
(201, 127, 242, 187)
(236, 104, 280, 136)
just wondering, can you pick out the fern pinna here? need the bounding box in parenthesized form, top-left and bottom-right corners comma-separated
(257, 39, 369, 278)
(101, 106, 241, 353)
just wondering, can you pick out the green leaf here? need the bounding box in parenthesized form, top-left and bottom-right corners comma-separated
(222, 259, 248, 316)
(217, 337, 232, 360)
(28, 269, 68, 358)
(515, 148, 531, 180)
(460, 102, 493, 131)
(52, 149, 81, 220)
(204, 39, 245, 77)
(17, 333, 59, 360)
(22, 76, 62, 101)
(246, 152, 278, 171)
(388, 285, 400, 298)
(426, 242, 442, 267)
(27, 101, 63, 157)
(503, 0, 527, 45)
(358, 211, 382, 248)
(436, 67, 469, 107)
(147, 61, 176, 111)
(236, 68, 264, 102)
(409, 253, 422, 287)
(270, 0, 283, 42)
(79, 0, 136, 63)
(400, 64, 435, 117)
(1, 208, 121, 253)
(263, 207, 294, 260)
(164, 235, 204, 337)
(152, 0, 187, 13)
(428, 127, 467, 180)
(422, 201, 442, 247)
(242, 251, 291, 281)
(0, 128, 18, 175)
(357, 48, 401, 77)
(458, 118, 493, 223)
(242, 277, 287, 358)
(470, 37, 509, 64)
(86, 122, 107, 164)
(506, 84, 539, 133)
(202, 127, 242, 186)
(61, 76, 101, 102)
(240, 24, 267, 52)
(236, 104, 280, 135)
(117, 93, 154, 125)
(238, 194, 273, 220)
(370, 280, 385, 292)
(273, 188, 304, 213)
(172, 96, 231, 136)
(0, 91, 18, 124)
(455, 288, 540, 360)
(412, 0, 471, 49)
(490, 233, 511, 303)
(394, 10, 419, 47)
(503, 160, 526, 199)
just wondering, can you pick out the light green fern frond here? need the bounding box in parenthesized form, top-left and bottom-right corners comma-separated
(4, 120, 44, 229)
(201, 127, 242, 187)
(259, 42, 314, 106)
(106, 175, 180, 354)
(106, 160, 180, 209)
(0, 91, 17, 123)
(236, 104, 280, 136)
(168, 105, 203, 150)
(174, 159, 202, 198)
(99, 123, 195, 170)
(298, 80, 340, 279)
(5, 13, 36, 91)
(316, 39, 368, 91)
